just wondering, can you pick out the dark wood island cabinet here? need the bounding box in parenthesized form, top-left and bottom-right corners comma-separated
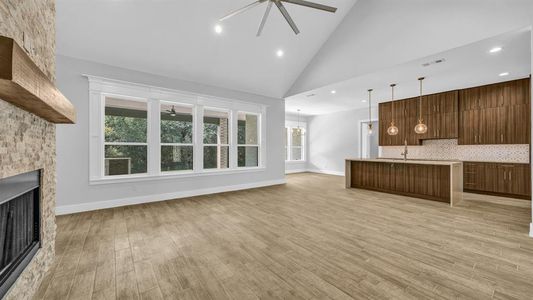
(345, 159, 463, 206)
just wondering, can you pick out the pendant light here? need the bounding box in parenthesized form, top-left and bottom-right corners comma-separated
(387, 84, 399, 136)
(367, 89, 374, 135)
(295, 109, 304, 136)
(414, 77, 428, 134)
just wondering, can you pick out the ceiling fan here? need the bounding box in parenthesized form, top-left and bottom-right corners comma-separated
(220, 0, 337, 36)
(165, 105, 177, 117)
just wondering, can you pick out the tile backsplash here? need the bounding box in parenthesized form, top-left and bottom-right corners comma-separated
(380, 139, 530, 163)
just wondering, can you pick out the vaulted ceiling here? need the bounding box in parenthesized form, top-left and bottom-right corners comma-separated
(287, 0, 533, 97)
(56, 0, 357, 99)
(56, 0, 533, 105)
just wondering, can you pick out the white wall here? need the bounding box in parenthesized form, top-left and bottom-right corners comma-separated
(55, 55, 285, 214)
(530, 28, 533, 238)
(307, 107, 378, 175)
(285, 113, 309, 173)
(288, 0, 533, 96)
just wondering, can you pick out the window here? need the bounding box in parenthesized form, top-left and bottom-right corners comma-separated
(290, 128, 304, 161)
(104, 97, 148, 176)
(285, 122, 306, 162)
(160, 103, 194, 172)
(203, 109, 230, 169)
(89, 76, 267, 183)
(238, 112, 259, 167)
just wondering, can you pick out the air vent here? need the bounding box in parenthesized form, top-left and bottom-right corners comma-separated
(422, 58, 446, 67)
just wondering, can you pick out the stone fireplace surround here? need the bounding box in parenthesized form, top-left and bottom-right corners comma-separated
(0, 0, 60, 299)
(0, 101, 56, 300)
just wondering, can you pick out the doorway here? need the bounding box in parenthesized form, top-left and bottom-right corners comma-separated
(360, 121, 379, 159)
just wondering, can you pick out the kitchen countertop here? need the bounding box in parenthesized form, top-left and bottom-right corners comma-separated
(463, 160, 530, 165)
(377, 158, 530, 165)
(345, 158, 463, 166)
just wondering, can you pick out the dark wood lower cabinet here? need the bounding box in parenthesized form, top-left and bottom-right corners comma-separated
(463, 162, 531, 199)
(350, 161, 451, 203)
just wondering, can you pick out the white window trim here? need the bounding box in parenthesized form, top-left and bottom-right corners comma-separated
(285, 120, 307, 163)
(87, 75, 268, 185)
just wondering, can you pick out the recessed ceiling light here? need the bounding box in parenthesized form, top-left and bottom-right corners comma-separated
(362, 99, 367, 103)
(489, 47, 503, 53)
(276, 49, 284, 57)
(499, 72, 509, 77)
(331, 90, 336, 94)
(214, 24, 223, 34)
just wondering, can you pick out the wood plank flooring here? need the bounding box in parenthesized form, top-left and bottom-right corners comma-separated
(34, 173, 533, 300)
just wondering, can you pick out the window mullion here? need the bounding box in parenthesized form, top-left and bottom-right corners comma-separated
(230, 109, 238, 169)
(194, 104, 204, 172)
(148, 99, 160, 175)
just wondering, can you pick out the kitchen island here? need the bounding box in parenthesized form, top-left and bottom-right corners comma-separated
(345, 159, 463, 206)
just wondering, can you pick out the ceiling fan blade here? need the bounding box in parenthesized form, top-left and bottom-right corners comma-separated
(257, 1, 273, 36)
(281, 0, 337, 13)
(220, 0, 266, 21)
(274, 1, 300, 35)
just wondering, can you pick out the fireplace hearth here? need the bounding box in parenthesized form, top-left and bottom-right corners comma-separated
(0, 171, 41, 298)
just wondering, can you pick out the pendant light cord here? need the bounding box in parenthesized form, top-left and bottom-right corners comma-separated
(418, 77, 424, 120)
(390, 84, 396, 123)
(368, 89, 372, 121)
(297, 109, 300, 130)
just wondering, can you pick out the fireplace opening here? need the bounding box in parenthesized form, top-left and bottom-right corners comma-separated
(0, 170, 41, 298)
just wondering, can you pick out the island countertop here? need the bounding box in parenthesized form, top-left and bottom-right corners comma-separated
(345, 158, 463, 166)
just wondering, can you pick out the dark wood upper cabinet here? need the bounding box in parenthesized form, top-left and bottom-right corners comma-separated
(378, 102, 393, 146)
(378, 99, 421, 146)
(380, 77, 529, 146)
(380, 91, 458, 144)
(458, 78, 530, 145)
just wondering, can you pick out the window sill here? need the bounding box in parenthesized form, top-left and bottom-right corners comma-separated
(89, 167, 266, 185)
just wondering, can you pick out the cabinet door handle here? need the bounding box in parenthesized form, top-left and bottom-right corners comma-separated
(509, 171, 512, 181)
(504, 171, 507, 180)
(475, 135, 477, 143)
(501, 134, 504, 143)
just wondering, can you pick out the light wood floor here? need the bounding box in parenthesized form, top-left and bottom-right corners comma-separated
(35, 173, 533, 300)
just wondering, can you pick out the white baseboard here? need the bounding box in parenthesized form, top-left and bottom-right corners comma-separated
(56, 179, 286, 215)
(530, 223, 533, 238)
(307, 169, 345, 176)
(285, 169, 308, 174)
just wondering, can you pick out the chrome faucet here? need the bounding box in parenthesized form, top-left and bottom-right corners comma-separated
(401, 139, 408, 161)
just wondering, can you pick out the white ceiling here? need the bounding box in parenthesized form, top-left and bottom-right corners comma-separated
(286, 28, 532, 116)
(288, 0, 533, 97)
(56, 0, 357, 99)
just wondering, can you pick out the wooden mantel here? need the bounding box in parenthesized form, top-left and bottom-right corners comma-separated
(0, 36, 76, 124)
